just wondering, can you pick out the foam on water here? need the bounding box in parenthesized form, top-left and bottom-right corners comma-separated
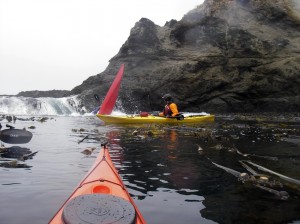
(0, 95, 210, 117)
(0, 95, 86, 116)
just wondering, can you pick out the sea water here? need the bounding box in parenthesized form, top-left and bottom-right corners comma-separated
(0, 115, 300, 224)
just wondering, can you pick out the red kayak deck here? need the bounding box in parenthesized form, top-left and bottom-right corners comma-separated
(49, 143, 146, 224)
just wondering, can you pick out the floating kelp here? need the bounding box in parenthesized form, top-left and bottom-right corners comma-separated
(0, 146, 38, 161)
(254, 184, 289, 201)
(209, 160, 242, 178)
(209, 159, 290, 200)
(1, 146, 31, 159)
(244, 160, 300, 187)
(239, 161, 260, 176)
(80, 147, 96, 156)
(0, 146, 7, 153)
(37, 117, 49, 122)
(283, 135, 300, 145)
(236, 148, 278, 161)
(77, 134, 90, 144)
(20, 151, 38, 161)
(0, 159, 31, 168)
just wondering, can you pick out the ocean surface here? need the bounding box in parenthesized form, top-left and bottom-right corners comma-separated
(0, 115, 300, 224)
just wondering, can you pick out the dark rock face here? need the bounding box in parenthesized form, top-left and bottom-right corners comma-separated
(17, 90, 70, 98)
(72, 0, 300, 113)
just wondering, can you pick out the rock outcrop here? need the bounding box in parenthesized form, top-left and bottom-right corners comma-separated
(72, 0, 300, 113)
(17, 90, 70, 98)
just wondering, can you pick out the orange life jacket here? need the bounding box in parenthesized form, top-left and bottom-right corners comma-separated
(163, 103, 179, 116)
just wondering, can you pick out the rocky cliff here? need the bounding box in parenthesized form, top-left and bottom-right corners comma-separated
(17, 90, 70, 98)
(72, 0, 300, 113)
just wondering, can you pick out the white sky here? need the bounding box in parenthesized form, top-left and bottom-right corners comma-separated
(0, 0, 204, 95)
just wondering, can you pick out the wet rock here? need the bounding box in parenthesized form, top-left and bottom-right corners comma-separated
(17, 90, 70, 98)
(6, 116, 12, 122)
(37, 117, 49, 123)
(70, 0, 299, 113)
(1, 146, 33, 160)
(81, 147, 96, 156)
(0, 160, 31, 168)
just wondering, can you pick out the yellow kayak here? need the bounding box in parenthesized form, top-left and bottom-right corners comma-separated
(96, 114, 215, 124)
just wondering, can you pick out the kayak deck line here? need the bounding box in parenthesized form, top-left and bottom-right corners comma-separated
(49, 144, 146, 224)
(77, 153, 124, 190)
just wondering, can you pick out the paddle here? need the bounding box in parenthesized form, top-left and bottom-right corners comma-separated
(98, 64, 125, 115)
(148, 112, 184, 120)
(0, 129, 33, 144)
(173, 114, 185, 120)
(161, 114, 185, 120)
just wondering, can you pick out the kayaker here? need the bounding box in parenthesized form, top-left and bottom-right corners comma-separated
(159, 94, 180, 118)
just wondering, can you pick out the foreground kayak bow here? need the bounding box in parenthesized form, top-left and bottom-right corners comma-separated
(49, 143, 146, 224)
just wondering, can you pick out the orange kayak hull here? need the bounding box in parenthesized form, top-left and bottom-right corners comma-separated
(49, 144, 146, 224)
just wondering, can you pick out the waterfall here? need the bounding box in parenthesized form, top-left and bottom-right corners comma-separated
(0, 95, 87, 116)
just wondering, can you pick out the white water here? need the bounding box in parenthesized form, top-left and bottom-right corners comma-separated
(0, 96, 211, 117)
(0, 95, 87, 116)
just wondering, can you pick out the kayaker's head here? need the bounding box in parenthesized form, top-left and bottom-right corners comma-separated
(162, 94, 172, 103)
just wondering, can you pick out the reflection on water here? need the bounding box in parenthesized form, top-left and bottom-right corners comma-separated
(107, 118, 300, 224)
(0, 115, 300, 224)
